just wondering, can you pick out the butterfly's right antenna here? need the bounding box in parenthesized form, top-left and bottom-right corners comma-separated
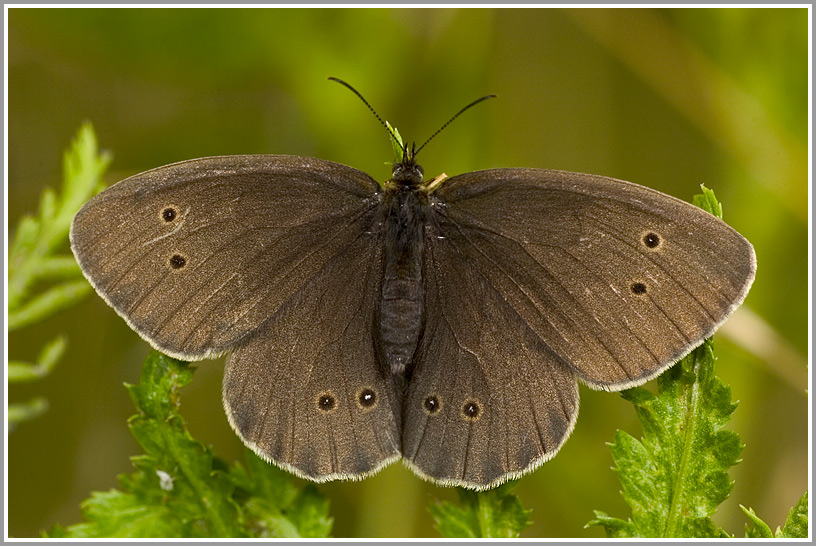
(328, 77, 406, 156)
(414, 93, 497, 156)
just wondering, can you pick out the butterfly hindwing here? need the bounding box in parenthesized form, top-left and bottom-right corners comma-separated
(401, 214, 579, 489)
(222, 205, 402, 481)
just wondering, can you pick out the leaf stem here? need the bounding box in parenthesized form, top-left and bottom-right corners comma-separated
(665, 357, 702, 535)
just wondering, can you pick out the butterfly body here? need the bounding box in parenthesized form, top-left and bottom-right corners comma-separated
(378, 165, 428, 378)
(71, 153, 755, 490)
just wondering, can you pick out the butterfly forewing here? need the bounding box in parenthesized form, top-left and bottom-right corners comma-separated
(70, 155, 380, 360)
(433, 168, 756, 389)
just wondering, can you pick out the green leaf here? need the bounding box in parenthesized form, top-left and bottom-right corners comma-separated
(39, 187, 58, 227)
(740, 505, 774, 538)
(430, 481, 532, 538)
(588, 340, 742, 538)
(8, 122, 112, 427)
(776, 491, 808, 538)
(8, 121, 111, 313)
(585, 510, 638, 538)
(38, 256, 86, 280)
(693, 185, 724, 219)
(8, 280, 92, 331)
(739, 491, 808, 538)
(234, 451, 332, 538)
(10, 215, 40, 264)
(8, 335, 66, 382)
(47, 351, 332, 538)
(66, 490, 183, 538)
(124, 353, 241, 537)
(8, 398, 49, 428)
(386, 120, 404, 162)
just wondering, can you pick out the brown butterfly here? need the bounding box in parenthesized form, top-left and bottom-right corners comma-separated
(70, 80, 755, 489)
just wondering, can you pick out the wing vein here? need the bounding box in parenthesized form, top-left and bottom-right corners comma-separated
(437, 208, 632, 372)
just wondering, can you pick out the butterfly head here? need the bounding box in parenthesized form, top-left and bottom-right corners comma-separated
(327, 76, 494, 193)
(391, 142, 424, 188)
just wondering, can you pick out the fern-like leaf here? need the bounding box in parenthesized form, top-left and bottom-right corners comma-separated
(429, 481, 532, 538)
(46, 352, 332, 538)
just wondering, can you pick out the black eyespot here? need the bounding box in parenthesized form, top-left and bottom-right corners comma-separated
(162, 207, 177, 222)
(631, 282, 647, 295)
(169, 254, 186, 269)
(318, 393, 336, 412)
(462, 400, 482, 420)
(424, 395, 441, 414)
(643, 232, 661, 249)
(358, 388, 377, 408)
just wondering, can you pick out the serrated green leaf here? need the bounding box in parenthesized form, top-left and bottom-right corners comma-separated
(589, 339, 742, 538)
(777, 491, 808, 538)
(287, 485, 332, 538)
(740, 504, 774, 538)
(429, 497, 479, 538)
(739, 491, 808, 538)
(386, 121, 404, 161)
(585, 511, 637, 538)
(61, 121, 112, 216)
(692, 185, 723, 219)
(125, 354, 241, 537)
(8, 123, 112, 425)
(48, 351, 332, 538)
(607, 431, 660, 535)
(430, 481, 531, 538)
(124, 352, 195, 420)
(66, 490, 183, 538)
(9, 122, 110, 311)
(236, 450, 332, 538)
(47, 353, 240, 537)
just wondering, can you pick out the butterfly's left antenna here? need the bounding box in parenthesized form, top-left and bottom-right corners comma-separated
(328, 77, 406, 156)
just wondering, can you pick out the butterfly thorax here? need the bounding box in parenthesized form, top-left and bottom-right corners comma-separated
(377, 163, 428, 379)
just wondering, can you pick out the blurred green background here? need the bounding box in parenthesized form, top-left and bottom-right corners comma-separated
(7, 7, 808, 538)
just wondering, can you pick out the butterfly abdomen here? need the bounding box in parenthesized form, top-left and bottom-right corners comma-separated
(377, 187, 427, 377)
